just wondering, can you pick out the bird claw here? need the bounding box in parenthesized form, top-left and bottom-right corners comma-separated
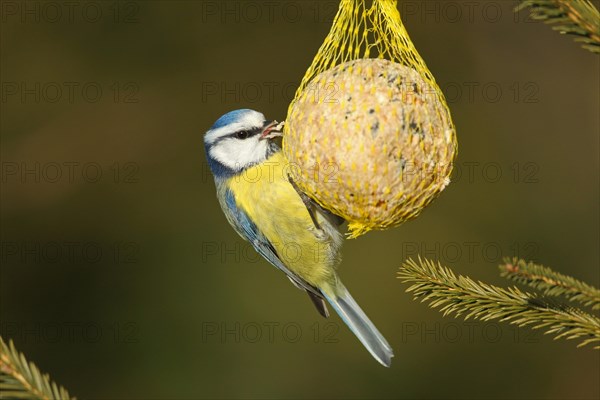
(288, 175, 324, 234)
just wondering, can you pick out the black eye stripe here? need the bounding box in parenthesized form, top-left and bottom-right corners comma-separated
(229, 128, 261, 140)
(210, 127, 262, 146)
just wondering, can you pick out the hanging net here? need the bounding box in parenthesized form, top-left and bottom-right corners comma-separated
(283, 0, 457, 238)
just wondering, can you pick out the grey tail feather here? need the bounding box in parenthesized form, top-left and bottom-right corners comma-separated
(306, 291, 330, 318)
(323, 283, 394, 367)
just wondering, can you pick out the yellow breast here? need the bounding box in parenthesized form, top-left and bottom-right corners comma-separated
(226, 152, 338, 288)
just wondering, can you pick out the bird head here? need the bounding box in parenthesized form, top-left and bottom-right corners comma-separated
(204, 109, 283, 177)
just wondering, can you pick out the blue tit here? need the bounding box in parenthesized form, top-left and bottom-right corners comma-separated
(204, 109, 394, 367)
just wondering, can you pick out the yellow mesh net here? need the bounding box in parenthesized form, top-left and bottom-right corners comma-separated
(283, 0, 457, 238)
(294, 0, 436, 96)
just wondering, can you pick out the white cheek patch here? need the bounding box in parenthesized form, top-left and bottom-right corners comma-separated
(209, 137, 268, 171)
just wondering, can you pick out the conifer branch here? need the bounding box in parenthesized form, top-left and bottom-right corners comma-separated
(500, 258, 600, 310)
(398, 257, 600, 349)
(516, 0, 600, 53)
(0, 336, 74, 400)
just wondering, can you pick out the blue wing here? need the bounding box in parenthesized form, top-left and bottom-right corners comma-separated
(223, 188, 322, 297)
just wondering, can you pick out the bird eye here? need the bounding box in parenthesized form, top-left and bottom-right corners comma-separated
(236, 131, 250, 139)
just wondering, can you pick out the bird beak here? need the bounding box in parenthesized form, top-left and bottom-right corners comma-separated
(260, 120, 284, 140)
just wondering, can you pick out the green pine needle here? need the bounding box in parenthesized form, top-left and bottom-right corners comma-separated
(398, 257, 600, 349)
(0, 336, 75, 400)
(516, 0, 600, 53)
(500, 258, 600, 310)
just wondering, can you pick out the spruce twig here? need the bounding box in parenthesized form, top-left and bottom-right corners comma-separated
(0, 336, 74, 400)
(516, 0, 600, 53)
(398, 257, 600, 349)
(500, 258, 600, 310)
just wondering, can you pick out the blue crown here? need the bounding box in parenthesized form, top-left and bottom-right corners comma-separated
(210, 109, 255, 130)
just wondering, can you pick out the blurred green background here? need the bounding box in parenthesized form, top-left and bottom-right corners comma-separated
(1, 0, 599, 398)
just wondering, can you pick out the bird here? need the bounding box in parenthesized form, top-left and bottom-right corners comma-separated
(204, 108, 394, 367)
